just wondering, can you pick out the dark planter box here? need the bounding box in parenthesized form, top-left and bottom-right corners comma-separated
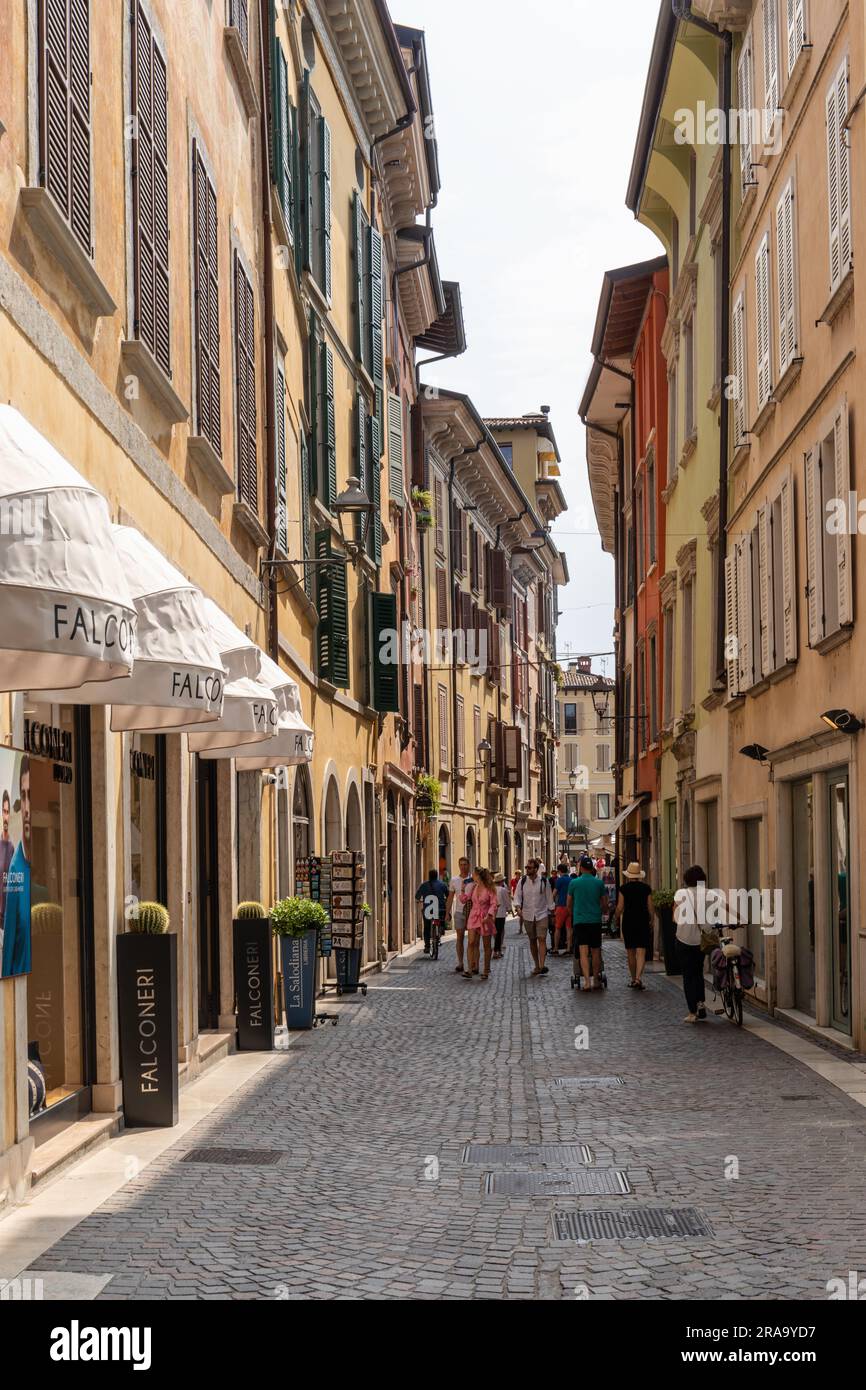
(335, 946, 362, 994)
(279, 929, 318, 1029)
(658, 905, 679, 975)
(117, 932, 178, 1128)
(233, 919, 275, 1051)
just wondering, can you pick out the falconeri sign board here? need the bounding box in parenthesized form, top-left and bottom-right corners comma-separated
(116, 931, 179, 1127)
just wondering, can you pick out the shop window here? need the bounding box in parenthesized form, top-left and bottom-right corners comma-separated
(129, 733, 167, 910)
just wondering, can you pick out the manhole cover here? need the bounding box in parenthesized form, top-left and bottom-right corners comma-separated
(463, 1143, 594, 1166)
(551, 1076, 625, 1089)
(486, 1169, 630, 1197)
(181, 1148, 286, 1167)
(552, 1207, 713, 1242)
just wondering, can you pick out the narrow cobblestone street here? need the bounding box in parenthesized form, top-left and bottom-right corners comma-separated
(23, 927, 866, 1301)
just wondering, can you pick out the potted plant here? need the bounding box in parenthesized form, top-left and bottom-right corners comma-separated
(410, 486, 432, 512)
(415, 773, 442, 817)
(415, 509, 433, 530)
(271, 897, 328, 1030)
(116, 902, 178, 1128)
(652, 887, 679, 975)
(232, 901, 275, 1051)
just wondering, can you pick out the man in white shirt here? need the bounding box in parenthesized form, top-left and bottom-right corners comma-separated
(514, 859, 554, 976)
(446, 857, 473, 974)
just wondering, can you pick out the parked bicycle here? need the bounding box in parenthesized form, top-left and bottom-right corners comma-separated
(710, 925, 755, 1028)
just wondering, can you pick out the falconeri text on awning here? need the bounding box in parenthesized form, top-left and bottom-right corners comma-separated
(201, 652, 313, 767)
(0, 406, 136, 691)
(184, 601, 277, 751)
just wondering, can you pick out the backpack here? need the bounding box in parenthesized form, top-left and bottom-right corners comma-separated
(519, 873, 548, 892)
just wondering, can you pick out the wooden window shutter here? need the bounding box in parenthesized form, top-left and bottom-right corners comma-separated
(40, 0, 92, 255)
(804, 444, 824, 645)
(780, 470, 797, 661)
(410, 405, 426, 489)
(413, 683, 426, 769)
(132, 3, 170, 375)
(229, 0, 249, 56)
(300, 433, 312, 598)
(368, 224, 384, 387)
(449, 497, 460, 570)
(776, 180, 797, 376)
(370, 591, 399, 712)
(319, 340, 336, 510)
(757, 504, 772, 677)
(504, 727, 520, 788)
(352, 191, 367, 363)
(307, 309, 319, 492)
(755, 234, 772, 408)
(319, 117, 332, 299)
(455, 694, 465, 769)
(234, 250, 257, 511)
(786, 0, 805, 78)
(193, 143, 221, 455)
(833, 401, 852, 627)
(272, 40, 294, 231)
(827, 59, 852, 293)
(354, 387, 368, 545)
(434, 479, 445, 553)
(436, 568, 448, 631)
(736, 536, 752, 690)
(301, 71, 313, 269)
(438, 685, 448, 770)
(388, 393, 404, 501)
(738, 36, 754, 190)
(762, 0, 778, 116)
(275, 362, 288, 552)
(315, 529, 349, 687)
(367, 407, 382, 563)
(732, 290, 747, 447)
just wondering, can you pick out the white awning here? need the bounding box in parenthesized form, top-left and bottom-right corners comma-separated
(38, 527, 227, 731)
(609, 795, 646, 835)
(0, 406, 136, 691)
(201, 653, 313, 767)
(185, 601, 277, 751)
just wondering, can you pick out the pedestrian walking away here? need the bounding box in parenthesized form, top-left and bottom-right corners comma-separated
(568, 856, 607, 991)
(493, 876, 511, 958)
(446, 856, 473, 973)
(614, 861, 654, 990)
(552, 862, 573, 955)
(415, 868, 448, 955)
(514, 858, 554, 976)
(676, 864, 710, 1023)
(461, 867, 498, 979)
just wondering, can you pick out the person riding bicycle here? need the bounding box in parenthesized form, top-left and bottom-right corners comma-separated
(415, 869, 448, 955)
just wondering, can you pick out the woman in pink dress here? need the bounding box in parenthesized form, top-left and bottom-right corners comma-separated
(461, 867, 498, 980)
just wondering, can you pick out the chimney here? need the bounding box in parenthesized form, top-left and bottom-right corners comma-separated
(577, 656, 592, 674)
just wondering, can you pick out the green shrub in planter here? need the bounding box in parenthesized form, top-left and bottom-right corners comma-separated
(651, 888, 677, 909)
(271, 897, 328, 938)
(236, 901, 268, 920)
(130, 902, 170, 935)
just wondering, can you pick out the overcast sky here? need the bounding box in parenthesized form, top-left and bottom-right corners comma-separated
(401, 0, 664, 679)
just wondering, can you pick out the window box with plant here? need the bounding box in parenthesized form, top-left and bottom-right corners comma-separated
(232, 901, 275, 1051)
(415, 774, 442, 816)
(116, 903, 178, 1128)
(271, 897, 328, 1029)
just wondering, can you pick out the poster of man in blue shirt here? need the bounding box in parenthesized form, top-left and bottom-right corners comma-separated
(0, 753, 31, 978)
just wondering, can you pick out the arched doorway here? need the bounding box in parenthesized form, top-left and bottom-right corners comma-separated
(438, 824, 450, 880)
(466, 826, 476, 869)
(490, 823, 500, 874)
(324, 776, 342, 854)
(514, 830, 523, 873)
(386, 792, 397, 952)
(292, 764, 313, 860)
(346, 782, 362, 851)
(400, 799, 412, 947)
(504, 829, 512, 883)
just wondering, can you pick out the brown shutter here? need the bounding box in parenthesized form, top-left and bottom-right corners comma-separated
(436, 567, 448, 630)
(193, 143, 221, 454)
(234, 250, 257, 509)
(132, 3, 170, 375)
(504, 726, 521, 788)
(490, 549, 507, 610)
(411, 405, 427, 488)
(434, 478, 445, 553)
(40, 0, 92, 255)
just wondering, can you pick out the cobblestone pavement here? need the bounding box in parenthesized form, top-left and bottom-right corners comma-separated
(28, 928, 866, 1299)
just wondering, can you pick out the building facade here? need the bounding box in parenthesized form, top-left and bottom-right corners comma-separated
(556, 659, 616, 859)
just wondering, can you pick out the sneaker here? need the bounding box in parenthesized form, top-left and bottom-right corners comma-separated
(684, 1013, 697, 1024)
(696, 1004, 707, 1020)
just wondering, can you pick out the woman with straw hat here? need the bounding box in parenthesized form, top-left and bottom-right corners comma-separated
(613, 862, 654, 991)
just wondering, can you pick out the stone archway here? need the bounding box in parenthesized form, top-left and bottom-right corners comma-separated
(324, 776, 342, 855)
(466, 826, 476, 870)
(345, 781, 362, 851)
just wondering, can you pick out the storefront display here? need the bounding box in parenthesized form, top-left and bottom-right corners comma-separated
(0, 746, 30, 978)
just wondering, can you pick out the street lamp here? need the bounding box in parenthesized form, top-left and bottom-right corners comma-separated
(334, 476, 374, 564)
(568, 768, 577, 791)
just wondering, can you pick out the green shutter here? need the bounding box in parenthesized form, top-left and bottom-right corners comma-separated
(320, 117, 332, 299)
(308, 309, 319, 496)
(388, 392, 404, 502)
(321, 341, 336, 510)
(354, 388, 367, 547)
(352, 191, 366, 364)
(368, 409, 382, 564)
(370, 591, 399, 712)
(289, 98, 302, 276)
(315, 529, 349, 687)
(301, 71, 313, 270)
(368, 225, 384, 387)
(271, 39, 292, 221)
(300, 433, 312, 597)
(275, 362, 287, 552)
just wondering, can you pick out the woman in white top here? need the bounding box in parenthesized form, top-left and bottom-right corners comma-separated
(493, 878, 511, 958)
(675, 864, 708, 1023)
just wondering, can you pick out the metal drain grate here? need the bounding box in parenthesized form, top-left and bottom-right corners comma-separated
(486, 1169, 630, 1197)
(463, 1143, 594, 1166)
(181, 1148, 286, 1167)
(551, 1076, 625, 1089)
(552, 1206, 713, 1243)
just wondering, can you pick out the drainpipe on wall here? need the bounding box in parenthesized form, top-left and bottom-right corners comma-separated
(672, 0, 733, 687)
(258, 0, 279, 661)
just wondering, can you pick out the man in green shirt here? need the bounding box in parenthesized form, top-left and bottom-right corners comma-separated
(568, 857, 606, 991)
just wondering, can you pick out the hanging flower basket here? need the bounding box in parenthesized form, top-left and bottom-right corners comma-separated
(415, 510, 433, 530)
